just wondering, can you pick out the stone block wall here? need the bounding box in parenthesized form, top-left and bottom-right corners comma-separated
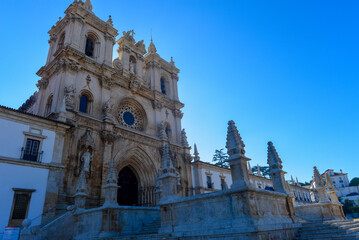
(295, 203, 346, 222)
(159, 187, 300, 239)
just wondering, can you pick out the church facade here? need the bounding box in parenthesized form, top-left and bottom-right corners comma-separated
(0, 1, 353, 239)
(20, 0, 192, 213)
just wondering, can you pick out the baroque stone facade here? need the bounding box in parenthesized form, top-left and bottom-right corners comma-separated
(22, 0, 192, 213)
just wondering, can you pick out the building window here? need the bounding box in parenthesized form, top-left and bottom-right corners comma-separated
(45, 94, 53, 116)
(79, 94, 89, 113)
(9, 189, 35, 226)
(22, 138, 40, 162)
(85, 38, 95, 57)
(207, 176, 213, 189)
(160, 77, 166, 94)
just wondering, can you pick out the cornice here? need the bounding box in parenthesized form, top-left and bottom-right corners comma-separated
(0, 156, 65, 170)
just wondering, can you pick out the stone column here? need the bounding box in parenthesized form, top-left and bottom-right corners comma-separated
(158, 144, 178, 203)
(225, 120, 252, 190)
(100, 130, 118, 201)
(74, 169, 88, 209)
(103, 159, 119, 207)
(313, 166, 330, 203)
(267, 141, 288, 194)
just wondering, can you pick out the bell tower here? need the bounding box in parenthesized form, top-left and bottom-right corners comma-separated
(28, 0, 118, 117)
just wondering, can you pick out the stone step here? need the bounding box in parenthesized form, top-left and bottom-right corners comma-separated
(136, 218, 161, 235)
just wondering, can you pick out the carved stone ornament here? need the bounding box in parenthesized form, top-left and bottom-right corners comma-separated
(79, 129, 95, 150)
(64, 85, 76, 110)
(112, 59, 123, 71)
(173, 109, 184, 119)
(100, 130, 118, 144)
(55, 58, 81, 73)
(103, 99, 114, 122)
(181, 129, 189, 147)
(152, 99, 163, 110)
(122, 30, 136, 45)
(99, 76, 114, 89)
(36, 77, 49, 90)
(80, 150, 93, 173)
(159, 121, 168, 141)
(129, 78, 142, 94)
(135, 40, 147, 54)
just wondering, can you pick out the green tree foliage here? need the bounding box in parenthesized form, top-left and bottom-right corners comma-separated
(342, 198, 357, 215)
(349, 177, 359, 186)
(212, 148, 229, 168)
(251, 166, 270, 178)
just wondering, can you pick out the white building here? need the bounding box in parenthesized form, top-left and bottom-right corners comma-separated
(0, 106, 69, 238)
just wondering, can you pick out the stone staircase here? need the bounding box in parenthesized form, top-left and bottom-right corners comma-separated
(295, 219, 359, 239)
(136, 218, 161, 235)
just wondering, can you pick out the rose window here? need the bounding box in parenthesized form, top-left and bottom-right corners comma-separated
(118, 104, 144, 130)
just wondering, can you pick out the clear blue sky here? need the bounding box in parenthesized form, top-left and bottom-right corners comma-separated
(0, 0, 358, 182)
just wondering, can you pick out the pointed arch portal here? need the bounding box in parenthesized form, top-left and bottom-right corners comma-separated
(117, 166, 138, 206)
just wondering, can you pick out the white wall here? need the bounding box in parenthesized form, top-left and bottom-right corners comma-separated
(200, 167, 232, 191)
(0, 118, 56, 163)
(0, 163, 49, 235)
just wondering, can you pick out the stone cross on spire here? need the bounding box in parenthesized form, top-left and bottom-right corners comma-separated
(225, 120, 252, 190)
(193, 144, 200, 162)
(266, 141, 288, 194)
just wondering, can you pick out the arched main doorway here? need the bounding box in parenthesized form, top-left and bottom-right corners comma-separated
(117, 166, 138, 206)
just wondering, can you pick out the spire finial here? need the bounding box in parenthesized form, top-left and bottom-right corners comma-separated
(267, 141, 282, 169)
(84, 0, 93, 11)
(226, 120, 246, 157)
(193, 144, 200, 162)
(325, 172, 335, 190)
(248, 162, 252, 174)
(313, 166, 325, 187)
(148, 36, 157, 53)
(106, 15, 113, 26)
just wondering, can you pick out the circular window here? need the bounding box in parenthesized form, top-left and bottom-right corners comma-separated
(118, 102, 145, 130)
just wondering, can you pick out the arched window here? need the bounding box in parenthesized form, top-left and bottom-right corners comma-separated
(85, 37, 95, 57)
(58, 33, 65, 50)
(160, 77, 166, 94)
(79, 94, 89, 113)
(79, 91, 93, 114)
(45, 95, 53, 116)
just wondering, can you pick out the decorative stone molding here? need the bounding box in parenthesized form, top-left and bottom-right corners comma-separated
(152, 99, 163, 110)
(99, 76, 114, 89)
(100, 130, 118, 144)
(64, 85, 76, 110)
(173, 109, 183, 119)
(55, 58, 81, 73)
(36, 77, 49, 90)
(181, 129, 189, 147)
(129, 77, 142, 94)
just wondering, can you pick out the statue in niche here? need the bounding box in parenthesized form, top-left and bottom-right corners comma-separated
(129, 62, 135, 73)
(103, 98, 114, 121)
(64, 85, 76, 110)
(81, 147, 93, 174)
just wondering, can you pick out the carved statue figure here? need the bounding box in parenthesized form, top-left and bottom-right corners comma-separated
(135, 40, 146, 53)
(103, 99, 113, 121)
(129, 61, 135, 73)
(64, 85, 76, 110)
(81, 149, 93, 173)
(122, 30, 135, 43)
(159, 121, 168, 141)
